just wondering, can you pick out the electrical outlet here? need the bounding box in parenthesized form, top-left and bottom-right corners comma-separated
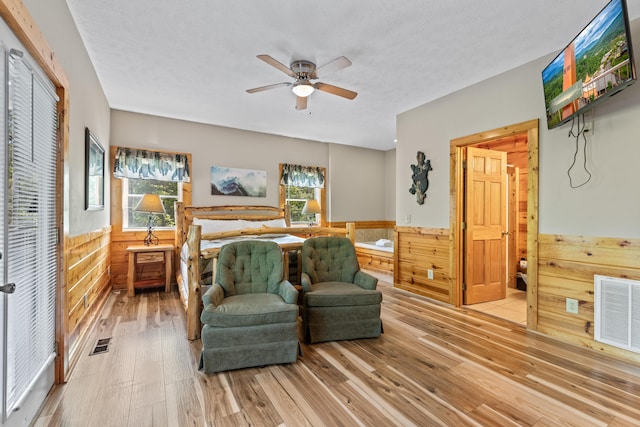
(566, 298, 579, 314)
(583, 120, 593, 134)
(405, 214, 411, 224)
(427, 269, 434, 280)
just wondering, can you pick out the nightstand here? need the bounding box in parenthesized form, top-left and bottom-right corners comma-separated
(126, 244, 173, 297)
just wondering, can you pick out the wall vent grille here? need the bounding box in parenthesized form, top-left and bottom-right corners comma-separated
(594, 275, 640, 354)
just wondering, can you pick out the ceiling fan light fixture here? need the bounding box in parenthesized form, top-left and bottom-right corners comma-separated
(292, 80, 315, 97)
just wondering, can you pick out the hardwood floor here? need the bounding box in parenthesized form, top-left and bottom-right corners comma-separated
(35, 273, 640, 426)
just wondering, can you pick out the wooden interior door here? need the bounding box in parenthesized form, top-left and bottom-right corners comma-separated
(464, 147, 507, 305)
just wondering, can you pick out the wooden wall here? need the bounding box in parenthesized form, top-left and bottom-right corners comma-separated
(537, 234, 640, 363)
(394, 226, 451, 303)
(394, 227, 640, 363)
(67, 227, 112, 352)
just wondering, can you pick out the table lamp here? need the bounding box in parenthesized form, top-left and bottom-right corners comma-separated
(134, 193, 166, 245)
(302, 199, 321, 227)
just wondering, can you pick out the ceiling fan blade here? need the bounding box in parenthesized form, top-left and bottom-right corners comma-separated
(296, 96, 307, 110)
(256, 54, 296, 78)
(314, 82, 358, 100)
(310, 56, 351, 79)
(246, 82, 291, 93)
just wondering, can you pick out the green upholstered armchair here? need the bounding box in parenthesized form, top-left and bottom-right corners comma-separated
(199, 240, 299, 373)
(300, 236, 383, 344)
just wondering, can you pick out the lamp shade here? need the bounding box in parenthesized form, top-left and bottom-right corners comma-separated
(292, 81, 315, 97)
(302, 199, 321, 215)
(134, 194, 166, 214)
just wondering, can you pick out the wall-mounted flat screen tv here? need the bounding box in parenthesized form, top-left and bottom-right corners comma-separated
(542, 0, 636, 129)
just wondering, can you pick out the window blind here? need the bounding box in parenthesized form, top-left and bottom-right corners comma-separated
(5, 49, 58, 415)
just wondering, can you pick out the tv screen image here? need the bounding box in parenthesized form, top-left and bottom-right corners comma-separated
(542, 0, 636, 129)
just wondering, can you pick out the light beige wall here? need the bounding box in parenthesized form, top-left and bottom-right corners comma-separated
(327, 143, 388, 221)
(385, 149, 396, 221)
(24, 0, 111, 237)
(111, 110, 389, 221)
(398, 18, 640, 239)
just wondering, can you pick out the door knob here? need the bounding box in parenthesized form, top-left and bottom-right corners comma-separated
(0, 283, 15, 294)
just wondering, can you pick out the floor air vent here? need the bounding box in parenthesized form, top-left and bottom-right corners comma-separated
(594, 275, 640, 354)
(89, 337, 112, 356)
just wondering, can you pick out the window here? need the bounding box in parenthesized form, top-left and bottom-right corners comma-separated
(283, 185, 320, 225)
(122, 178, 181, 229)
(279, 163, 325, 226)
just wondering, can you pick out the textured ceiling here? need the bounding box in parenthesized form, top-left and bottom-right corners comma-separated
(65, 0, 640, 151)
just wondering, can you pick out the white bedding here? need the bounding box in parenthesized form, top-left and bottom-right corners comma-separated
(355, 241, 394, 253)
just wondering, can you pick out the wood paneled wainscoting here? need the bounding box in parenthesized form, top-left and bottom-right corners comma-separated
(67, 227, 112, 356)
(394, 226, 451, 303)
(538, 233, 640, 363)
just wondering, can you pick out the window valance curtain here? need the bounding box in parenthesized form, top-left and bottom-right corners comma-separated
(280, 163, 325, 188)
(113, 147, 190, 182)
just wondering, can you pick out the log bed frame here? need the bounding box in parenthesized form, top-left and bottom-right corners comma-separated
(174, 203, 356, 340)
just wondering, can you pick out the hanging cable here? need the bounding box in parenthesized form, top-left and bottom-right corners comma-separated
(567, 114, 592, 188)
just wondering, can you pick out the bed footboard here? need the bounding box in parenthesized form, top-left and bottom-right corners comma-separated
(186, 224, 202, 340)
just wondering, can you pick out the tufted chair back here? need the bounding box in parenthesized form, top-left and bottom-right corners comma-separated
(301, 236, 360, 284)
(216, 240, 284, 296)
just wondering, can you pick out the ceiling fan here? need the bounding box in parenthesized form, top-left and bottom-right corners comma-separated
(246, 54, 358, 110)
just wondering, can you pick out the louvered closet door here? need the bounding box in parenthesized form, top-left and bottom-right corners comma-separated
(0, 47, 58, 427)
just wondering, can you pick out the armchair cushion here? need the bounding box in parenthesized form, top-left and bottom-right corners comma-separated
(302, 237, 360, 284)
(216, 240, 285, 296)
(304, 282, 382, 307)
(201, 293, 298, 327)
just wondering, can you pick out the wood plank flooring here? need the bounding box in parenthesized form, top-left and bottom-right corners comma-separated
(35, 273, 640, 426)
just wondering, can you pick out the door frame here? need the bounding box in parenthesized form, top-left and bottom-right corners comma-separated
(0, 1, 71, 382)
(449, 119, 539, 329)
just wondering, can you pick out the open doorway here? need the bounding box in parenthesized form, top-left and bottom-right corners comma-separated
(450, 120, 539, 329)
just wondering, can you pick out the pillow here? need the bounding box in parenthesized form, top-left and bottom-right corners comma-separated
(193, 218, 245, 234)
(242, 218, 288, 229)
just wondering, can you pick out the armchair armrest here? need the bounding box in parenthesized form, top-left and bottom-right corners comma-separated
(354, 270, 378, 290)
(202, 283, 225, 308)
(278, 280, 299, 305)
(300, 272, 313, 292)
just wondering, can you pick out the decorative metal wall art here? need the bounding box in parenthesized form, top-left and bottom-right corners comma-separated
(409, 151, 432, 205)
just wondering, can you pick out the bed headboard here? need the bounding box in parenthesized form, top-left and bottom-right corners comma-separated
(175, 203, 291, 250)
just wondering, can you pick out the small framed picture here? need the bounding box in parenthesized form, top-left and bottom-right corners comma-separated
(85, 127, 105, 210)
